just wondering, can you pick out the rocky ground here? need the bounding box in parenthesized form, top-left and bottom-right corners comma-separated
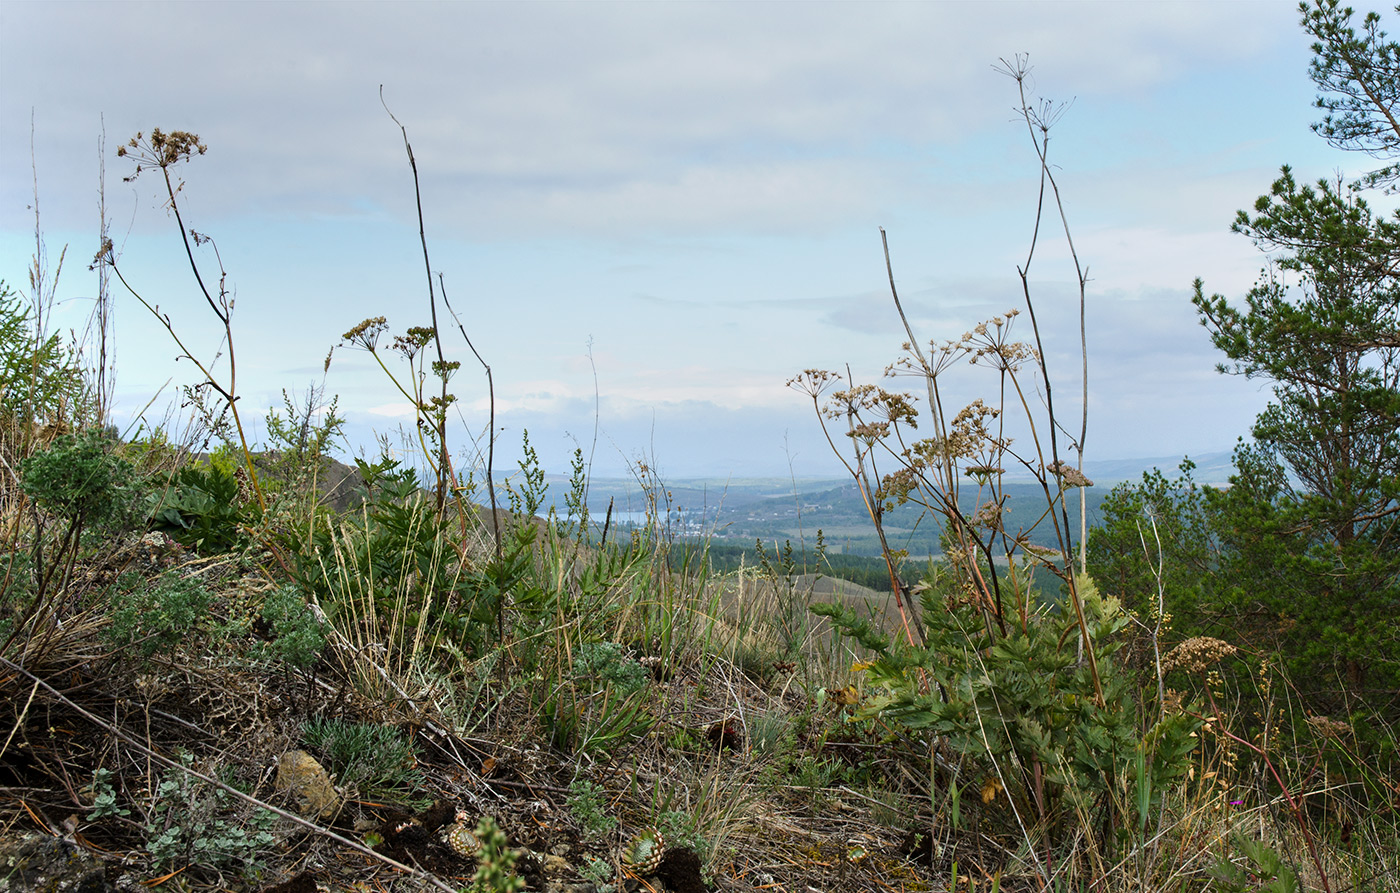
(0, 524, 1016, 893)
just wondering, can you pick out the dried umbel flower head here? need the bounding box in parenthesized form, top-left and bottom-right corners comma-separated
(1017, 539, 1063, 563)
(1305, 715, 1351, 739)
(929, 308, 1040, 372)
(392, 325, 436, 358)
(969, 500, 1006, 531)
(1163, 637, 1237, 674)
(900, 399, 1009, 472)
(787, 368, 841, 399)
(117, 128, 207, 180)
(92, 236, 115, 268)
(1046, 460, 1093, 488)
(848, 420, 891, 446)
(877, 467, 919, 509)
(342, 316, 389, 351)
(1161, 688, 1186, 715)
(964, 464, 1005, 479)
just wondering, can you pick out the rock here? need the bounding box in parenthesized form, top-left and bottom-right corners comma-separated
(0, 832, 115, 892)
(275, 750, 342, 821)
(542, 853, 573, 875)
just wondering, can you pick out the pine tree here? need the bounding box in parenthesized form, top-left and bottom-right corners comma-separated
(1304, 0, 1400, 193)
(1187, 1, 1399, 715)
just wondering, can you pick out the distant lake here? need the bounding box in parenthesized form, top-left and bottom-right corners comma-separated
(588, 510, 652, 525)
(586, 510, 714, 527)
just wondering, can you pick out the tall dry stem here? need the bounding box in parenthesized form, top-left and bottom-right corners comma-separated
(95, 128, 266, 510)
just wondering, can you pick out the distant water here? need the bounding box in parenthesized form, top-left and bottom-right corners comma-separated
(585, 509, 717, 531)
(587, 510, 652, 525)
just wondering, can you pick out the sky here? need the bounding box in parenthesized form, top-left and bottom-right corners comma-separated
(0, 0, 1380, 481)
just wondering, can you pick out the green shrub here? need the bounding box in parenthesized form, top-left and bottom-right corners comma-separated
(256, 585, 326, 670)
(0, 279, 90, 428)
(20, 428, 135, 532)
(147, 457, 249, 554)
(300, 716, 422, 801)
(288, 456, 463, 642)
(816, 570, 1200, 851)
(567, 777, 618, 838)
(18, 428, 137, 606)
(468, 816, 525, 893)
(87, 768, 130, 820)
(579, 857, 617, 893)
(1209, 837, 1301, 893)
(541, 635, 655, 759)
(262, 385, 345, 479)
(572, 641, 649, 695)
(106, 573, 214, 657)
(142, 752, 276, 883)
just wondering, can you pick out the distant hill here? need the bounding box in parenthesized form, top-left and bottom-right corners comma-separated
(513, 451, 1247, 579)
(540, 449, 1237, 500)
(983, 451, 1235, 486)
(1080, 450, 1236, 485)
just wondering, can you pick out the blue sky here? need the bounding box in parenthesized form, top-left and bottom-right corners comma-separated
(0, 0, 1375, 480)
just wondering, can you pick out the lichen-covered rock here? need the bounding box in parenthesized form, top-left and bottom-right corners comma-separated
(0, 833, 114, 893)
(275, 749, 342, 820)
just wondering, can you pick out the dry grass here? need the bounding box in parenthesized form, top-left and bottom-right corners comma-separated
(1, 439, 1395, 893)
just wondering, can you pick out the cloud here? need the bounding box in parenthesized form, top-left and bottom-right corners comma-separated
(366, 402, 416, 420)
(3, 1, 1300, 240)
(488, 396, 836, 479)
(1, 0, 1321, 478)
